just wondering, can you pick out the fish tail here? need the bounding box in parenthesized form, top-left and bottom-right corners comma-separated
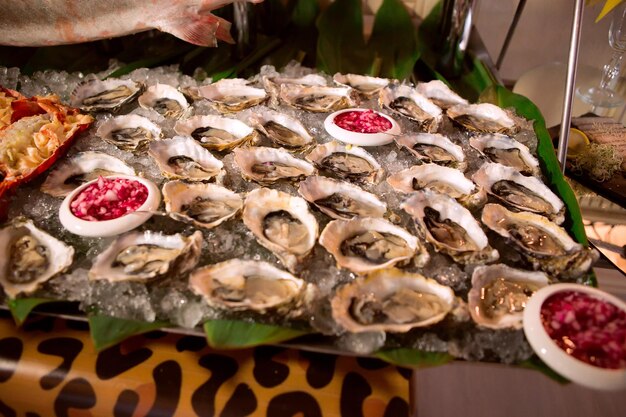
(161, 12, 233, 47)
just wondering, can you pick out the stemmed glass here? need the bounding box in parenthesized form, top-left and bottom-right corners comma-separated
(577, 4, 626, 108)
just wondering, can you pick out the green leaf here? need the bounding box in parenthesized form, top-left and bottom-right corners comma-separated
(203, 319, 310, 349)
(368, 0, 420, 79)
(8, 297, 59, 326)
(375, 348, 454, 368)
(88, 314, 171, 351)
(518, 355, 570, 384)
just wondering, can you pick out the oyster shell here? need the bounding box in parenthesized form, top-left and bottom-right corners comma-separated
(333, 73, 390, 98)
(472, 162, 565, 224)
(379, 84, 442, 131)
(138, 83, 190, 119)
(162, 181, 242, 229)
(248, 108, 315, 150)
(279, 84, 358, 112)
(470, 134, 540, 176)
(396, 133, 467, 171)
(41, 151, 135, 197)
(468, 264, 549, 329)
(386, 164, 486, 209)
(447, 103, 518, 135)
(242, 188, 318, 273)
(263, 73, 327, 106)
(189, 259, 310, 313)
(319, 217, 428, 274)
(415, 80, 468, 109)
(148, 136, 224, 181)
(71, 78, 142, 112)
(331, 268, 455, 333)
(481, 204, 597, 278)
(234, 146, 315, 185)
(174, 115, 256, 151)
(298, 176, 387, 220)
(96, 114, 162, 152)
(197, 78, 267, 112)
(401, 190, 499, 264)
(0, 218, 74, 298)
(305, 141, 384, 184)
(89, 230, 202, 282)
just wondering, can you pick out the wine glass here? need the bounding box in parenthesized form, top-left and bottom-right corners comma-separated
(577, 4, 626, 108)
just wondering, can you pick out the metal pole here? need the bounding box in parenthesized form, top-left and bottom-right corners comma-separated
(496, 0, 527, 70)
(557, 0, 585, 173)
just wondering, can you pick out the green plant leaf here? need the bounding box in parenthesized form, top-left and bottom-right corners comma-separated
(8, 297, 58, 326)
(203, 319, 310, 349)
(518, 355, 570, 384)
(88, 314, 171, 351)
(375, 348, 454, 368)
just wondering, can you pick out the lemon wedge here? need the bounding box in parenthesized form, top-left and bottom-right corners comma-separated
(567, 128, 590, 158)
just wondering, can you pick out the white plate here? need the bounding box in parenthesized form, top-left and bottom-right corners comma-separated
(324, 108, 401, 146)
(523, 283, 626, 391)
(59, 175, 161, 238)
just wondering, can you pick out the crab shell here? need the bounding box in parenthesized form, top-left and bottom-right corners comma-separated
(396, 133, 467, 171)
(468, 264, 549, 329)
(447, 103, 518, 135)
(138, 83, 190, 119)
(174, 114, 257, 151)
(234, 146, 316, 185)
(331, 268, 456, 333)
(71, 78, 142, 112)
(379, 84, 442, 132)
(305, 141, 384, 184)
(469, 134, 540, 177)
(96, 114, 162, 152)
(148, 136, 224, 181)
(197, 78, 267, 113)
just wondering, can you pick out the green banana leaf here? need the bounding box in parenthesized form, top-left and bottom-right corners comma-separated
(8, 297, 59, 326)
(88, 314, 171, 351)
(203, 319, 310, 349)
(376, 348, 454, 368)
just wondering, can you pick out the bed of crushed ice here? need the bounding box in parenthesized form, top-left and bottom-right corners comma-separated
(0, 63, 545, 362)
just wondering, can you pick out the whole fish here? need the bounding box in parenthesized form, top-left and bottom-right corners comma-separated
(0, 0, 260, 47)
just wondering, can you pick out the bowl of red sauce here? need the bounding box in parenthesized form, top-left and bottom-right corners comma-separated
(324, 108, 400, 146)
(59, 175, 161, 237)
(523, 283, 626, 390)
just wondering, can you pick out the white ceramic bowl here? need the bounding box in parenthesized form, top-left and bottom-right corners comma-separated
(324, 108, 401, 146)
(59, 175, 161, 238)
(523, 283, 626, 391)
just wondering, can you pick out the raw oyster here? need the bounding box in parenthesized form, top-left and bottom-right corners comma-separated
(319, 217, 428, 274)
(306, 141, 384, 184)
(401, 190, 499, 264)
(470, 134, 539, 176)
(174, 115, 256, 151)
(148, 136, 224, 181)
(197, 78, 267, 112)
(279, 84, 358, 112)
(41, 151, 135, 197)
(386, 164, 486, 209)
(71, 78, 142, 112)
(138, 83, 190, 119)
(234, 146, 315, 185)
(242, 188, 318, 273)
(331, 268, 455, 333)
(263, 73, 327, 106)
(396, 133, 467, 171)
(481, 204, 597, 278)
(447, 103, 518, 135)
(379, 84, 442, 131)
(248, 108, 315, 150)
(96, 114, 162, 152)
(189, 259, 310, 313)
(0, 218, 74, 298)
(415, 80, 468, 109)
(162, 181, 242, 229)
(333, 73, 389, 98)
(472, 162, 565, 224)
(89, 230, 203, 282)
(468, 264, 549, 329)
(298, 175, 387, 220)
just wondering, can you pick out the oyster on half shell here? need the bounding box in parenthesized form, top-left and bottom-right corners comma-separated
(379, 84, 442, 131)
(248, 108, 315, 151)
(470, 134, 540, 176)
(0, 218, 74, 298)
(280, 84, 358, 112)
(197, 78, 267, 112)
(234, 146, 316, 185)
(306, 141, 384, 184)
(71, 78, 142, 112)
(96, 114, 162, 152)
(175, 115, 257, 151)
(333, 73, 390, 98)
(415, 80, 468, 109)
(138, 83, 190, 119)
(396, 133, 467, 171)
(148, 136, 224, 181)
(447, 103, 518, 135)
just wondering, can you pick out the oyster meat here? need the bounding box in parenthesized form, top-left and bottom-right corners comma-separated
(148, 136, 224, 181)
(319, 217, 428, 274)
(263, 73, 327, 106)
(379, 84, 442, 131)
(96, 114, 162, 152)
(89, 231, 203, 282)
(162, 181, 242, 229)
(197, 78, 267, 112)
(306, 141, 384, 184)
(333, 73, 389, 98)
(138, 83, 190, 119)
(248, 108, 315, 150)
(331, 268, 455, 333)
(71, 78, 142, 112)
(447, 103, 518, 135)
(234, 146, 315, 184)
(0, 218, 74, 298)
(415, 80, 468, 109)
(279, 84, 358, 112)
(242, 188, 319, 273)
(472, 162, 565, 224)
(470, 134, 540, 176)
(175, 115, 256, 151)
(189, 259, 310, 313)
(396, 133, 466, 171)
(298, 175, 387, 220)
(41, 151, 135, 197)
(468, 264, 549, 329)
(401, 190, 499, 264)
